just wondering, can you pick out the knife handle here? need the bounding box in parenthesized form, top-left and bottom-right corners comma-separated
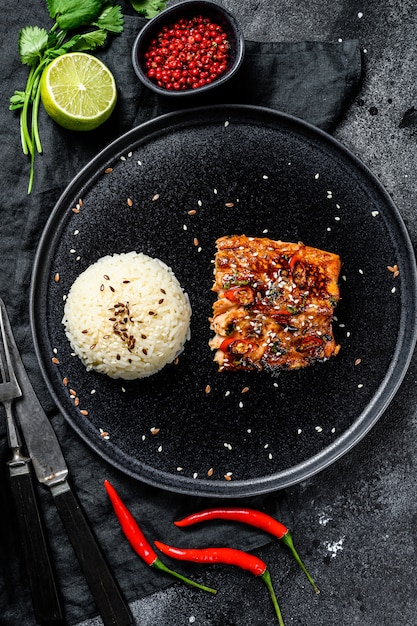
(9, 462, 63, 625)
(51, 481, 132, 626)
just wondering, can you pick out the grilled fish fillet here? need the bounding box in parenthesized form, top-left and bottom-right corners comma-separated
(209, 235, 341, 372)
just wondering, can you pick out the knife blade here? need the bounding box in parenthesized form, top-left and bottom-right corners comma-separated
(2, 305, 133, 626)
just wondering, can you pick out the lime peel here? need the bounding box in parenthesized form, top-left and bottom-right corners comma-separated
(40, 52, 117, 131)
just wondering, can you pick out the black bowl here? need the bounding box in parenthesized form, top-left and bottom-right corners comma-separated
(131, 0, 245, 97)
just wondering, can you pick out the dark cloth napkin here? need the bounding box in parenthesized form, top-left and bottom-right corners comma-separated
(0, 6, 362, 625)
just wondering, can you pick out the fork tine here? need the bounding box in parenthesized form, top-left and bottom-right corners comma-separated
(0, 307, 7, 384)
(0, 302, 14, 384)
(0, 301, 22, 400)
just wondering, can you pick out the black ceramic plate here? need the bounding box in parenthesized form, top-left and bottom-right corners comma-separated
(30, 105, 417, 497)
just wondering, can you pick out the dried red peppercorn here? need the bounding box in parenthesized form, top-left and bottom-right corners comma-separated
(143, 14, 230, 91)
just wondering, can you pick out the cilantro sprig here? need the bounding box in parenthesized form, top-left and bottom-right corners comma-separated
(129, 0, 167, 20)
(10, 0, 124, 194)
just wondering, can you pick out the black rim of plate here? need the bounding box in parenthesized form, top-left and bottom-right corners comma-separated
(30, 104, 417, 497)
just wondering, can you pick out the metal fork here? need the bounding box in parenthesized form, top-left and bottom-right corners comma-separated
(0, 304, 63, 624)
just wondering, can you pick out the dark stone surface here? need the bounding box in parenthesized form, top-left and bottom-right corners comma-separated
(114, 1, 417, 624)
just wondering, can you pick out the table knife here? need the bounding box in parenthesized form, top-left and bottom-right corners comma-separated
(1, 306, 133, 626)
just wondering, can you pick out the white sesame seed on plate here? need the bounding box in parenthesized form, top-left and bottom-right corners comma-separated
(372, 211, 379, 217)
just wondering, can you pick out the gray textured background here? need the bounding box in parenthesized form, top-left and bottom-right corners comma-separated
(122, 1, 417, 624)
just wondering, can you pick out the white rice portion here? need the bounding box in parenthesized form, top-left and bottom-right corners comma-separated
(62, 252, 192, 380)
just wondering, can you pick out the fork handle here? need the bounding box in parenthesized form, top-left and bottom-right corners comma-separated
(9, 461, 64, 625)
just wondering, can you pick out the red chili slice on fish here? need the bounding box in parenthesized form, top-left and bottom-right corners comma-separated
(297, 335, 324, 355)
(223, 286, 254, 305)
(219, 337, 256, 354)
(289, 255, 306, 285)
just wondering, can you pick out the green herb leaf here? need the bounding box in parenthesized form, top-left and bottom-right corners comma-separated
(48, 0, 105, 31)
(129, 0, 167, 19)
(9, 91, 26, 111)
(18, 26, 49, 66)
(93, 5, 124, 33)
(69, 30, 109, 51)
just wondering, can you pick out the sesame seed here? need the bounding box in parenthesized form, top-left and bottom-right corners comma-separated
(105, 167, 113, 174)
(152, 194, 159, 201)
(205, 384, 211, 394)
(193, 472, 198, 479)
(51, 357, 59, 364)
(207, 468, 214, 477)
(127, 198, 133, 207)
(80, 409, 89, 416)
(54, 273, 60, 282)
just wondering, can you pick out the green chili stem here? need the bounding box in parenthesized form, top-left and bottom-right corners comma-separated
(152, 557, 217, 595)
(282, 531, 319, 594)
(261, 569, 285, 626)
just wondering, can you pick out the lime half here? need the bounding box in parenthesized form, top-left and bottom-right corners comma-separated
(40, 52, 117, 131)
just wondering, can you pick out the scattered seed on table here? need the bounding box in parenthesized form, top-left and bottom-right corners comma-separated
(205, 384, 211, 394)
(150, 427, 160, 435)
(241, 386, 250, 394)
(355, 358, 362, 366)
(193, 238, 199, 246)
(54, 273, 60, 283)
(80, 409, 89, 416)
(207, 468, 214, 477)
(152, 194, 159, 201)
(224, 472, 232, 481)
(72, 207, 80, 213)
(51, 357, 59, 364)
(127, 198, 133, 207)
(225, 202, 234, 207)
(69, 389, 77, 397)
(105, 167, 113, 174)
(188, 209, 197, 215)
(63, 377, 68, 386)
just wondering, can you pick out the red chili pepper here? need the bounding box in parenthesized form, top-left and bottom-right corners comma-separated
(289, 255, 306, 284)
(103, 480, 216, 594)
(174, 508, 319, 594)
(298, 335, 324, 356)
(219, 337, 256, 354)
(154, 542, 285, 626)
(223, 285, 254, 304)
